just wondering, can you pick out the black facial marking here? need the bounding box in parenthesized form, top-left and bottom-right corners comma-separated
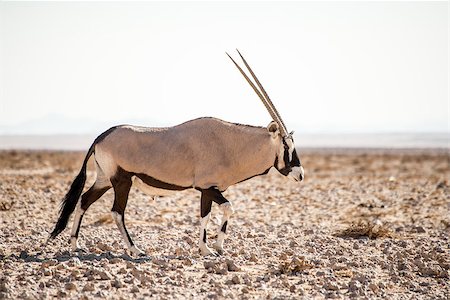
(221, 221, 228, 233)
(291, 149, 301, 167)
(203, 229, 207, 243)
(277, 139, 291, 176)
(200, 192, 213, 218)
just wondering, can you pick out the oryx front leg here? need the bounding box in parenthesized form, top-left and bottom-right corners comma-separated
(199, 190, 216, 256)
(213, 202, 233, 255)
(111, 169, 144, 257)
(199, 188, 230, 256)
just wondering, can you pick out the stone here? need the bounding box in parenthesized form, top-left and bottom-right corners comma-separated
(65, 282, 77, 291)
(112, 279, 124, 288)
(231, 275, 241, 285)
(82, 283, 95, 292)
(226, 259, 241, 272)
(323, 282, 339, 291)
(98, 270, 113, 280)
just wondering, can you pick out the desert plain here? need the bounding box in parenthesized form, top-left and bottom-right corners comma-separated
(0, 149, 449, 299)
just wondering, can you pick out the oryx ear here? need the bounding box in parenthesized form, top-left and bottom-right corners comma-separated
(267, 121, 280, 138)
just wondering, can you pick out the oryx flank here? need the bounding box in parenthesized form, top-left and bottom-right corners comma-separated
(49, 50, 304, 257)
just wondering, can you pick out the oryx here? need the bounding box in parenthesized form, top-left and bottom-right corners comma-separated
(49, 50, 304, 256)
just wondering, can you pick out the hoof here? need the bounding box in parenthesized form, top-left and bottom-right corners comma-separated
(200, 246, 219, 257)
(73, 247, 88, 254)
(130, 246, 145, 257)
(212, 243, 224, 256)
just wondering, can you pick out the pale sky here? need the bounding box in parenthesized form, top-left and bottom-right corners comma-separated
(0, 1, 448, 135)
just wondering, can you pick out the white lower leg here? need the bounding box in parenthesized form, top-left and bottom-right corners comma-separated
(70, 202, 84, 251)
(199, 213, 214, 256)
(213, 202, 233, 253)
(111, 211, 144, 256)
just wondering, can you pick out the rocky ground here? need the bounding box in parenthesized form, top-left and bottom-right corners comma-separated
(0, 149, 449, 299)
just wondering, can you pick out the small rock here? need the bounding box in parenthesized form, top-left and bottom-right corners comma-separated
(57, 290, 67, 297)
(68, 257, 81, 267)
(110, 258, 122, 264)
(226, 259, 241, 272)
(131, 285, 140, 293)
(98, 270, 113, 280)
(111, 279, 123, 288)
(41, 259, 58, 268)
(65, 282, 77, 291)
(323, 282, 339, 291)
(82, 283, 95, 292)
(231, 275, 241, 284)
(204, 260, 218, 270)
(412, 226, 426, 233)
(369, 283, 379, 293)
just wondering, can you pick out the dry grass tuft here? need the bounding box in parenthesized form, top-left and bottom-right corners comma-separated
(0, 200, 15, 211)
(93, 214, 113, 226)
(277, 256, 314, 275)
(335, 220, 395, 239)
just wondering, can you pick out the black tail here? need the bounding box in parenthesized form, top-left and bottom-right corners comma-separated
(49, 143, 95, 239)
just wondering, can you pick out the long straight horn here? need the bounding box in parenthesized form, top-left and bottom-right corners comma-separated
(227, 51, 289, 137)
(226, 52, 269, 112)
(235, 49, 288, 136)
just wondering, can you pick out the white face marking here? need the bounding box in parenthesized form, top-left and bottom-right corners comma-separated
(288, 166, 304, 182)
(286, 138, 295, 161)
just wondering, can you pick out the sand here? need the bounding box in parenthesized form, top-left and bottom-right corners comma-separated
(0, 149, 449, 299)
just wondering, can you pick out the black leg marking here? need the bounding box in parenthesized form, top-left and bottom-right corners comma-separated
(73, 215, 84, 238)
(80, 185, 111, 211)
(221, 221, 228, 233)
(72, 185, 110, 239)
(122, 213, 134, 246)
(200, 187, 228, 205)
(203, 229, 207, 243)
(200, 192, 213, 218)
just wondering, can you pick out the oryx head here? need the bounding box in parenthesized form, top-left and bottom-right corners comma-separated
(227, 50, 304, 182)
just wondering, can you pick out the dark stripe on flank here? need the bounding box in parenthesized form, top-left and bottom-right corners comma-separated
(135, 173, 189, 191)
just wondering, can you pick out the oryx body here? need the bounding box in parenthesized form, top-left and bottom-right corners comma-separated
(49, 50, 304, 256)
(98, 118, 281, 192)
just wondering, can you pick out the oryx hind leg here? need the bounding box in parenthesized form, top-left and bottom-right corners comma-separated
(70, 163, 111, 251)
(110, 168, 144, 257)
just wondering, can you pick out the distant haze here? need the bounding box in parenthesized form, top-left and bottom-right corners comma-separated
(0, 1, 448, 136)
